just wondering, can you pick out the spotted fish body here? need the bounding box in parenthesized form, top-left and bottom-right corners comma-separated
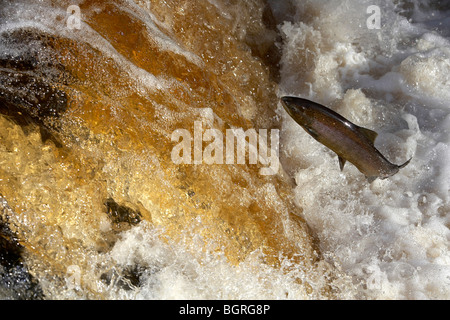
(281, 96, 410, 181)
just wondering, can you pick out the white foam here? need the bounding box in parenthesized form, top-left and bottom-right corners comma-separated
(103, 222, 328, 299)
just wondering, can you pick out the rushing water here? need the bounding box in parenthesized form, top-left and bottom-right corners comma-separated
(0, 0, 449, 299)
(275, 0, 450, 299)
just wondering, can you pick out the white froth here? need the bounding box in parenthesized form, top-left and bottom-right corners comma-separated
(105, 222, 322, 299)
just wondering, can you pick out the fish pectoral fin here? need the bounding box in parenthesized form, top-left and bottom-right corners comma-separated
(366, 176, 377, 183)
(305, 127, 319, 139)
(357, 126, 378, 145)
(338, 156, 346, 171)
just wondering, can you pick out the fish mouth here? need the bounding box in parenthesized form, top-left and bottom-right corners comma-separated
(281, 96, 296, 106)
(281, 96, 307, 117)
(280, 96, 297, 112)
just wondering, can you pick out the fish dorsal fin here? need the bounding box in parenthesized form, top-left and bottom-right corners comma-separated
(338, 156, 346, 171)
(357, 126, 378, 145)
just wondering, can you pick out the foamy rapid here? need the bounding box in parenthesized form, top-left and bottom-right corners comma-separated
(93, 221, 340, 300)
(275, 0, 450, 299)
(0, 0, 449, 300)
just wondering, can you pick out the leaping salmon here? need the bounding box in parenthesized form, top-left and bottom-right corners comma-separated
(281, 96, 411, 181)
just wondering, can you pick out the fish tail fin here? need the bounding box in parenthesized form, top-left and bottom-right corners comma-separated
(398, 158, 412, 169)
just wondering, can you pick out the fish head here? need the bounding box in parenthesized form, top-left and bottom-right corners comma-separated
(281, 96, 317, 128)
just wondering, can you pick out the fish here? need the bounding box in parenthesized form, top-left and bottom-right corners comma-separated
(281, 96, 411, 182)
